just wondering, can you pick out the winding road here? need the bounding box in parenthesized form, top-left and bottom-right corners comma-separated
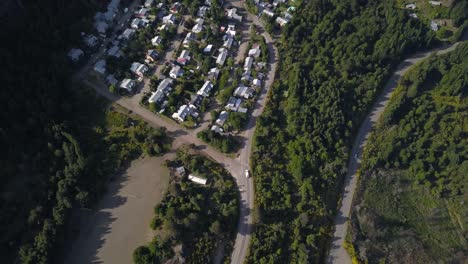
(327, 34, 468, 264)
(73, 1, 278, 263)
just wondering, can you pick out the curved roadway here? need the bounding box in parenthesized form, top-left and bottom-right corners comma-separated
(75, 1, 278, 263)
(327, 36, 468, 264)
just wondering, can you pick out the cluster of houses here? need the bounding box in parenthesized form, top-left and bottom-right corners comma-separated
(255, 0, 295, 27)
(404, 1, 446, 31)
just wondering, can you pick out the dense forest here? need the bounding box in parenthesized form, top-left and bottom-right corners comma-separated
(0, 1, 171, 263)
(247, 0, 437, 262)
(348, 43, 467, 263)
(134, 148, 239, 263)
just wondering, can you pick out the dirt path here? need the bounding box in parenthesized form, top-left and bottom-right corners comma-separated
(66, 155, 172, 264)
(327, 35, 468, 264)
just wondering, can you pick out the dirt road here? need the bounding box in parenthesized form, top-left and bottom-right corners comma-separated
(327, 36, 468, 264)
(66, 156, 171, 264)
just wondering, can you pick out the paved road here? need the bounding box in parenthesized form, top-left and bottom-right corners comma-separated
(76, 1, 278, 263)
(327, 36, 468, 264)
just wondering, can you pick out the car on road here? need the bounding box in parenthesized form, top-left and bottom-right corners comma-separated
(245, 169, 250, 178)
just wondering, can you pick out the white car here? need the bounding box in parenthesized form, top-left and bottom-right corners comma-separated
(245, 170, 250, 178)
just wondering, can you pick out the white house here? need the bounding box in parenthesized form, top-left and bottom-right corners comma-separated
(192, 18, 204, 33)
(225, 97, 242, 111)
(177, 50, 191, 65)
(217, 48, 228, 66)
(429, 1, 442, 6)
(262, 9, 275, 17)
(130, 62, 148, 77)
(405, 3, 417, 9)
(135, 7, 149, 18)
(203, 44, 213, 53)
(170, 2, 181, 13)
(183, 32, 196, 48)
(223, 34, 234, 49)
(211, 125, 223, 134)
(107, 45, 122, 57)
(67, 48, 84, 62)
(84, 35, 98, 47)
(430, 20, 439, 31)
(226, 24, 236, 37)
(148, 79, 173, 104)
(172, 104, 195, 122)
(163, 14, 176, 25)
(248, 47, 261, 58)
(151, 36, 162, 46)
(94, 59, 106, 74)
(198, 6, 209, 17)
(197, 81, 214, 97)
(146, 49, 159, 62)
(216, 111, 229, 126)
(121, 28, 136, 40)
(188, 174, 207, 185)
(131, 18, 142, 29)
(144, 0, 155, 8)
(169, 65, 183, 79)
(252, 78, 262, 87)
(234, 84, 254, 99)
(244, 56, 253, 71)
(276, 17, 289, 27)
(227, 8, 242, 21)
(119, 79, 136, 93)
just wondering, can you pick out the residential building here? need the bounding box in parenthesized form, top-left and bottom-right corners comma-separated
(203, 44, 213, 53)
(169, 65, 183, 79)
(131, 18, 142, 29)
(95, 21, 108, 34)
(207, 68, 220, 80)
(148, 78, 173, 104)
(158, 24, 169, 31)
(283, 11, 293, 20)
(241, 70, 252, 81)
(248, 46, 261, 58)
(430, 20, 439, 31)
(234, 84, 254, 99)
(223, 34, 234, 49)
(197, 81, 214, 97)
(106, 74, 118, 85)
(144, 0, 155, 8)
(409, 13, 418, 19)
(276, 16, 289, 27)
(198, 6, 209, 17)
(135, 7, 149, 18)
(67, 48, 84, 62)
(217, 48, 228, 66)
(170, 2, 181, 13)
(121, 28, 136, 40)
(130, 62, 148, 77)
(216, 111, 229, 126)
(191, 94, 203, 108)
(107, 45, 122, 57)
(429, 1, 442, 6)
(146, 49, 158, 62)
(188, 174, 207, 185)
(262, 9, 275, 17)
(183, 32, 196, 47)
(84, 34, 98, 47)
(405, 3, 416, 9)
(172, 104, 195, 122)
(252, 78, 262, 87)
(211, 125, 223, 134)
(176, 166, 186, 176)
(192, 18, 204, 34)
(226, 24, 237, 37)
(94, 59, 106, 74)
(151, 36, 162, 46)
(163, 14, 176, 25)
(225, 97, 242, 111)
(177, 50, 191, 65)
(244, 56, 253, 71)
(119, 79, 136, 93)
(227, 8, 242, 21)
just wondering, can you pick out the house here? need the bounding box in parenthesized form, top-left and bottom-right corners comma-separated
(248, 46, 261, 58)
(170, 2, 181, 13)
(95, 21, 108, 34)
(405, 3, 416, 9)
(148, 78, 173, 104)
(198, 6, 209, 17)
(106, 74, 118, 85)
(94, 59, 106, 74)
(107, 45, 122, 58)
(252, 78, 262, 87)
(276, 16, 289, 27)
(283, 11, 293, 20)
(144, 0, 155, 8)
(211, 125, 223, 134)
(163, 14, 176, 25)
(84, 34, 98, 47)
(119, 79, 136, 93)
(217, 48, 228, 66)
(172, 104, 195, 122)
(146, 49, 159, 62)
(223, 34, 234, 49)
(244, 57, 253, 71)
(262, 9, 275, 17)
(227, 8, 242, 21)
(207, 68, 220, 80)
(226, 24, 237, 37)
(197, 81, 214, 97)
(135, 7, 149, 18)
(131, 18, 142, 29)
(67, 48, 84, 62)
(121, 28, 136, 40)
(192, 18, 204, 34)
(169, 65, 183, 79)
(241, 70, 252, 81)
(191, 94, 203, 108)
(234, 84, 254, 99)
(130, 62, 149, 77)
(158, 24, 169, 31)
(225, 97, 242, 111)
(203, 44, 213, 53)
(287, 6, 296, 12)
(151, 36, 162, 46)
(273, 0, 287, 7)
(188, 174, 207, 185)
(176, 166, 186, 176)
(183, 32, 196, 47)
(177, 50, 191, 65)
(216, 111, 229, 126)
(238, 107, 248, 113)
(409, 13, 418, 19)
(429, 1, 442, 6)
(430, 20, 439, 31)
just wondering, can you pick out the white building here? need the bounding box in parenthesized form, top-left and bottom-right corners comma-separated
(163, 14, 176, 25)
(405, 3, 417, 9)
(430, 20, 439, 31)
(203, 44, 213, 53)
(262, 9, 275, 17)
(144, 0, 155, 8)
(216, 111, 229, 126)
(84, 34, 98, 47)
(172, 104, 195, 122)
(107, 45, 122, 57)
(197, 81, 214, 97)
(227, 8, 242, 21)
(177, 50, 191, 65)
(151, 36, 163, 46)
(192, 18, 205, 34)
(244, 56, 253, 71)
(148, 78, 173, 104)
(276, 17, 289, 27)
(198, 6, 209, 17)
(248, 47, 261, 58)
(188, 174, 207, 185)
(217, 48, 228, 66)
(223, 34, 234, 49)
(119, 79, 136, 93)
(169, 65, 183, 79)
(121, 28, 136, 40)
(207, 68, 220, 80)
(94, 59, 106, 74)
(130, 62, 148, 77)
(183, 32, 196, 47)
(225, 97, 242, 111)
(67, 48, 84, 62)
(234, 84, 254, 99)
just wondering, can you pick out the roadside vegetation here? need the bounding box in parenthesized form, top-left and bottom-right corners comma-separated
(348, 42, 468, 263)
(0, 1, 171, 263)
(247, 0, 437, 262)
(133, 147, 239, 263)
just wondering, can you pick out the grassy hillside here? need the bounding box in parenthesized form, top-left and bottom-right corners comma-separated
(348, 42, 468, 263)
